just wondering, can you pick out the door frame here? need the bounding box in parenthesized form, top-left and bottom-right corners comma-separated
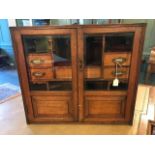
(77, 26, 145, 123)
(11, 27, 78, 123)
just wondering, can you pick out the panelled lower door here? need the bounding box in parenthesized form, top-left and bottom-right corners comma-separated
(16, 28, 78, 123)
(78, 26, 142, 123)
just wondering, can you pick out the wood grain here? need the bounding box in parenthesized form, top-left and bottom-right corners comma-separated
(10, 24, 146, 124)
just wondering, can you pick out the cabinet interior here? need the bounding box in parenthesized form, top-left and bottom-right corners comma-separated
(22, 32, 133, 92)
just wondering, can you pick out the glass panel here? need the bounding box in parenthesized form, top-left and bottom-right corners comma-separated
(32, 19, 50, 26)
(23, 35, 71, 66)
(109, 81, 128, 90)
(22, 35, 72, 91)
(105, 32, 134, 52)
(85, 81, 108, 90)
(84, 35, 103, 66)
(85, 80, 128, 91)
(29, 81, 72, 91)
(84, 33, 132, 91)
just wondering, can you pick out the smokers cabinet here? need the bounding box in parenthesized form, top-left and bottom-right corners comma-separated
(11, 24, 146, 124)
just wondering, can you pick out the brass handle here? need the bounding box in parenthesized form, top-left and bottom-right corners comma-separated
(112, 57, 127, 64)
(112, 71, 127, 76)
(32, 72, 45, 77)
(31, 59, 44, 65)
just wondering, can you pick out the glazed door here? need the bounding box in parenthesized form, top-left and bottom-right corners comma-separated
(78, 27, 141, 123)
(13, 28, 78, 123)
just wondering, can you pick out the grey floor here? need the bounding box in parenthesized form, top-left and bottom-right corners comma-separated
(0, 66, 19, 86)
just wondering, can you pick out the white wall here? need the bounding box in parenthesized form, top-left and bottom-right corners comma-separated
(8, 19, 155, 58)
(122, 19, 155, 57)
(7, 19, 16, 27)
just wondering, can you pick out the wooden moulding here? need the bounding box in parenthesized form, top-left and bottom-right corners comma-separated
(31, 94, 75, 121)
(84, 95, 126, 119)
(83, 91, 127, 122)
(85, 90, 127, 96)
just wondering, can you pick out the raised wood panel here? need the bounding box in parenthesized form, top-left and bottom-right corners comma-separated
(87, 99, 124, 115)
(83, 95, 126, 122)
(32, 95, 74, 120)
(34, 100, 69, 115)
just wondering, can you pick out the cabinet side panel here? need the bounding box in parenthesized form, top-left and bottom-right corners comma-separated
(125, 26, 146, 124)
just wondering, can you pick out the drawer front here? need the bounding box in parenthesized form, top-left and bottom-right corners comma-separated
(103, 67, 129, 79)
(83, 95, 126, 122)
(31, 95, 75, 121)
(30, 68, 54, 82)
(104, 52, 131, 66)
(55, 66, 72, 79)
(85, 67, 101, 78)
(28, 53, 53, 68)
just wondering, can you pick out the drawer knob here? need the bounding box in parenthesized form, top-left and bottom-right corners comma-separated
(31, 59, 44, 65)
(112, 57, 127, 64)
(112, 71, 127, 76)
(32, 72, 45, 77)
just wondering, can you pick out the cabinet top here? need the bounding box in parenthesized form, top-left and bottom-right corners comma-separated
(10, 23, 146, 30)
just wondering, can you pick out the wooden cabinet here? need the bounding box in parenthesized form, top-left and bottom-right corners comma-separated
(11, 24, 146, 124)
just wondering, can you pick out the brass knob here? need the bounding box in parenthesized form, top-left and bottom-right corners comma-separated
(112, 57, 126, 64)
(112, 71, 127, 76)
(31, 59, 44, 65)
(32, 72, 45, 77)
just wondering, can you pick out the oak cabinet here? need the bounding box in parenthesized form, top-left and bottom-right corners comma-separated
(11, 24, 146, 124)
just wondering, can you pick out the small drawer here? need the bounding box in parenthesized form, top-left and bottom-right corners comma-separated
(85, 67, 101, 78)
(55, 66, 72, 79)
(104, 52, 131, 66)
(28, 53, 53, 68)
(30, 68, 54, 82)
(103, 67, 129, 79)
